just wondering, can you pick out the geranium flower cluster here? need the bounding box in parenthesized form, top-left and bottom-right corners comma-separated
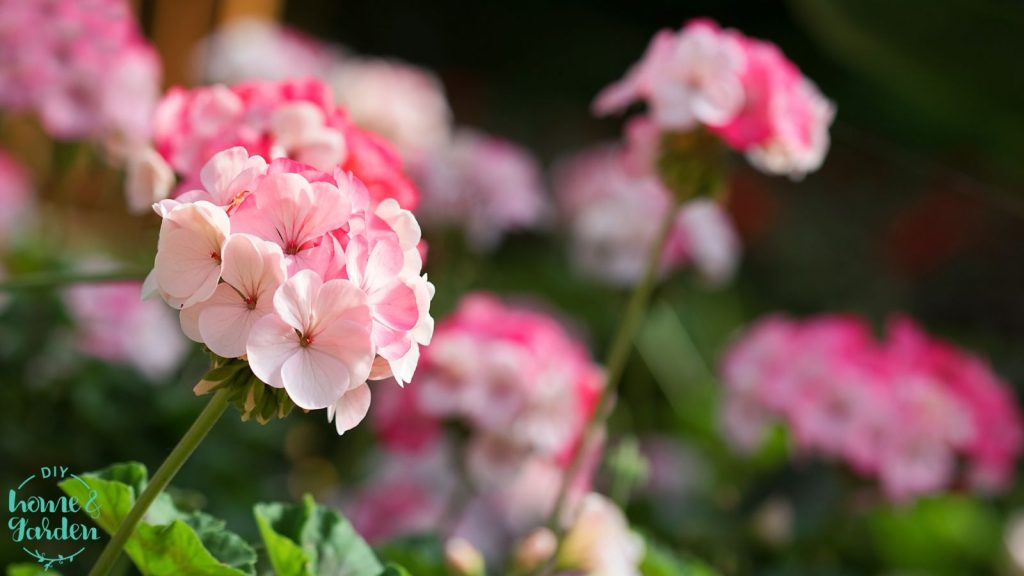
(721, 314, 1024, 501)
(595, 18, 835, 179)
(350, 293, 604, 559)
(195, 19, 452, 163)
(146, 146, 434, 434)
(415, 130, 549, 251)
(193, 20, 549, 252)
(0, 0, 161, 154)
(555, 142, 739, 286)
(133, 78, 418, 214)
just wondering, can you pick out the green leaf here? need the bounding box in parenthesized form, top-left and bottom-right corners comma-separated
(254, 495, 384, 576)
(59, 462, 256, 576)
(639, 537, 719, 576)
(867, 494, 1001, 574)
(379, 564, 413, 576)
(375, 535, 448, 576)
(6, 564, 63, 576)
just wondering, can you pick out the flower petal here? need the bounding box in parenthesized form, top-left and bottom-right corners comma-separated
(281, 346, 350, 410)
(329, 383, 372, 435)
(273, 269, 321, 332)
(246, 313, 299, 388)
(198, 284, 261, 358)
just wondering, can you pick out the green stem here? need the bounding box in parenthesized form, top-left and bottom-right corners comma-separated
(88, 388, 231, 576)
(0, 270, 148, 291)
(535, 193, 683, 573)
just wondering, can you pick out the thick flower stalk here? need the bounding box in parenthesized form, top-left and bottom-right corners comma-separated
(721, 314, 1024, 501)
(89, 147, 434, 575)
(536, 17, 837, 564)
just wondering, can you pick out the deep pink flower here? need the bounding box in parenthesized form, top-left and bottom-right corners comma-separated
(594, 18, 834, 179)
(720, 313, 1024, 501)
(151, 78, 419, 210)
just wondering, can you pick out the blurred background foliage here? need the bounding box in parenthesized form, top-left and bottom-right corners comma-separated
(4, 0, 1024, 574)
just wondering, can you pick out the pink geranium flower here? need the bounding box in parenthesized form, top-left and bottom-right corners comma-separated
(415, 129, 548, 251)
(594, 18, 835, 179)
(0, 0, 161, 156)
(152, 201, 230, 309)
(151, 78, 419, 211)
(247, 270, 373, 410)
(720, 313, 1024, 501)
(179, 234, 286, 358)
(148, 147, 433, 434)
(554, 143, 739, 286)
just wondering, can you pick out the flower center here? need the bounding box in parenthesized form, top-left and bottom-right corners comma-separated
(210, 250, 221, 263)
(298, 332, 313, 347)
(244, 296, 257, 311)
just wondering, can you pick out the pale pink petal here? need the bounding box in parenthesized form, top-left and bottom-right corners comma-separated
(369, 279, 419, 331)
(179, 302, 204, 343)
(220, 234, 266, 297)
(312, 277, 370, 328)
(329, 383, 372, 435)
(246, 313, 300, 388)
(281, 346, 350, 409)
(273, 269, 321, 331)
(126, 148, 174, 214)
(198, 284, 260, 358)
(200, 146, 251, 204)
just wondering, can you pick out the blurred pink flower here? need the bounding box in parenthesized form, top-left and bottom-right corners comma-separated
(148, 148, 434, 434)
(594, 18, 834, 179)
(152, 78, 419, 210)
(0, 149, 33, 245)
(554, 143, 739, 286)
(0, 0, 161, 154)
(557, 493, 645, 576)
(721, 314, 1024, 501)
(345, 441, 456, 543)
(194, 19, 452, 163)
(712, 37, 835, 179)
(411, 293, 603, 460)
(192, 18, 336, 86)
(64, 267, 187, 381)
(595, 19, 744, 131)
(359, 293, 603, 560)
(328, 57, 452, 160)
(416, 129, 548, 251)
